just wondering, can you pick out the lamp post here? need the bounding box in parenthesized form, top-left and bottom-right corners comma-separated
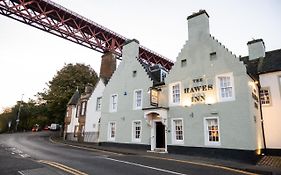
(15, 94, 24, 132)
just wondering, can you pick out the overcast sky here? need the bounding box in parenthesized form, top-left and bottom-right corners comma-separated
(0, 0, 280, 112)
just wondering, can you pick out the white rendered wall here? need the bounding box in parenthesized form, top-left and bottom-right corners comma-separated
(260, 71, 281, 149)
(85, 79, 105, 133)
(67, 105, 78, 133)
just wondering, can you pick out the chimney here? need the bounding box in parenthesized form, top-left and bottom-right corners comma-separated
(99, 52, 116, 82)
(84, 83, 94, 94)
(122, 39, 140, 62)
(187, 10, 210, 41)
(247, 39, 265, 60)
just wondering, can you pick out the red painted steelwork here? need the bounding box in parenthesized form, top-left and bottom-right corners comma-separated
(0, 0, 174, 70)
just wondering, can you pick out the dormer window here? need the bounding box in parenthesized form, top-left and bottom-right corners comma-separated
(160, 69, 167, 82)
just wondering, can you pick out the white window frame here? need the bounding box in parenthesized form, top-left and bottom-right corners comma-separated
(132, 120, 142, 142)
(74, 125, 79, 137)
(133, 89, 143, 110)
(80, 101, 87, 116)
(169, 82, 181, 106)
(160, 69, 167, 82)
(110, 94, 118, 112)
(108, 122, 116, 141)
(260, 87, 271, 106)
(216, 72, 235, 102)
(279, 76, 281, 99)
(96, 97, 102, 111)
(171, 118, 184, 145)
(204, 117, 221, 146)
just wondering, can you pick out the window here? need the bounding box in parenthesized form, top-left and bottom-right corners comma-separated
(204, 117, 220, 146)
(181, 59, 187, 67)
(160, 69, 167, 82)
(216, 73, 235, 102)
(81, 125, 85, 137)
(66, 107, 72, 117)
(110, 94, 118, 112)
(132, 70, 137, 77)
(172, 119, 184, 144)
(80, 101, 87, 116)
(132, 121, 141, 142)
(210, 52, 217, 61)
(134, 89, 142, 109)
(171, 83, 181, 104)
(75, 105, 80, 118)
(74, 125, 79, 137)
(108, 122, 116, 141)
(96, 97, 102, 111)
(260, 87, 271, 105)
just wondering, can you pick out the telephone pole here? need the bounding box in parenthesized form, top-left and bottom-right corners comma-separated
(15, 94, 24, 132)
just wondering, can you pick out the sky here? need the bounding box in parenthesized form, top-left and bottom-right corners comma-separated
(0, 0, 281, 112)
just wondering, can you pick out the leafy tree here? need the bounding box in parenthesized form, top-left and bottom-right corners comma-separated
(38, 63, 98, 123)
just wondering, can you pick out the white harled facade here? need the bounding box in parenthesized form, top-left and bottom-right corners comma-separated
(64, 10, 281, 159)
(84, 79, 105, 142)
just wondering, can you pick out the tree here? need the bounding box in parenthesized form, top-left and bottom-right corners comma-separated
(38, 63, 98, 123)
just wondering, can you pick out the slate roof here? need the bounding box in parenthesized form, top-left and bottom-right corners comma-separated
(242, 49, 281, 80)
(67, 89, 80, 105)
(138, 59, 166, 86)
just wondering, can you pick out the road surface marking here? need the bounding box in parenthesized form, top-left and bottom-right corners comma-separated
(143, 155, 258, 175)
(49, 136, 122, 156)
(38, 160, 88, 175)
(18, 171, 25, 175)
(105, 157, 188, 175)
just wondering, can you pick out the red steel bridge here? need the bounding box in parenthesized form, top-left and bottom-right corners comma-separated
(0, 0, 174, 70)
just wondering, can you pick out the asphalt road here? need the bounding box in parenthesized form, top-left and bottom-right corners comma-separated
(0, 132, 256, 175)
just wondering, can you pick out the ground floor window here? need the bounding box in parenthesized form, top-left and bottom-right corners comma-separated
(132, 121, 141, 142)
(81, 125, 85, 137)
(204, 117, 220, 146)
(74, 125, 79, 137)
(172, 119, 184, 144)
(108, 122, 116, 141)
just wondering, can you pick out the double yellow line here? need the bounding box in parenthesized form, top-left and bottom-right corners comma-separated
(38, 160, 88, 175)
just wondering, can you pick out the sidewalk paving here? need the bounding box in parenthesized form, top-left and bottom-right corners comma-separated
(52, 136, 281, 175)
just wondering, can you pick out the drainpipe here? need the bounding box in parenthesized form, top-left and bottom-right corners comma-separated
(257, 82, 267, 155)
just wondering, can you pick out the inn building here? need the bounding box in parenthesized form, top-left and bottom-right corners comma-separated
(98, 10, 265, 162)
(64, 10, 281, 161)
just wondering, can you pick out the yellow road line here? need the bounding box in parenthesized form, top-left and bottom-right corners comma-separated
(38, 160, 88, 175)
(143, 155, 259, 175)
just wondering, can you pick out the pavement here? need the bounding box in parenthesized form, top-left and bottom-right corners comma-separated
(51, 136, 281, 175)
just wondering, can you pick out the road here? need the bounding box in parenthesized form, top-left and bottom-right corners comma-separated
(0, 132, 256, 175)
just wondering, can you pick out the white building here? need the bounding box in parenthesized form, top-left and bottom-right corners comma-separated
(98, 10, 265, 162)
(64, 89, 80, 141)
(64, 52, 116, 143)
(243, 39, 281, 155)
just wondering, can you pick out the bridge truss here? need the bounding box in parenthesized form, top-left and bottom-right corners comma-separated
(0, 0, 174, 70)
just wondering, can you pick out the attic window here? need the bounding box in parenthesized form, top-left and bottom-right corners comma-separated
(210, 52, 217, 61)
(132, 70, 137, 77)
(181, 59, 187, 67)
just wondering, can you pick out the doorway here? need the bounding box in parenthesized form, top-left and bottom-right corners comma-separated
(156, 122, 165, 148)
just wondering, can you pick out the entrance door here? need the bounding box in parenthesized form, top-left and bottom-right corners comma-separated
(156, 122, 165, 148)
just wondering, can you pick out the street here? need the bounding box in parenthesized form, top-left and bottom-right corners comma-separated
(0, 132, 256, 175)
